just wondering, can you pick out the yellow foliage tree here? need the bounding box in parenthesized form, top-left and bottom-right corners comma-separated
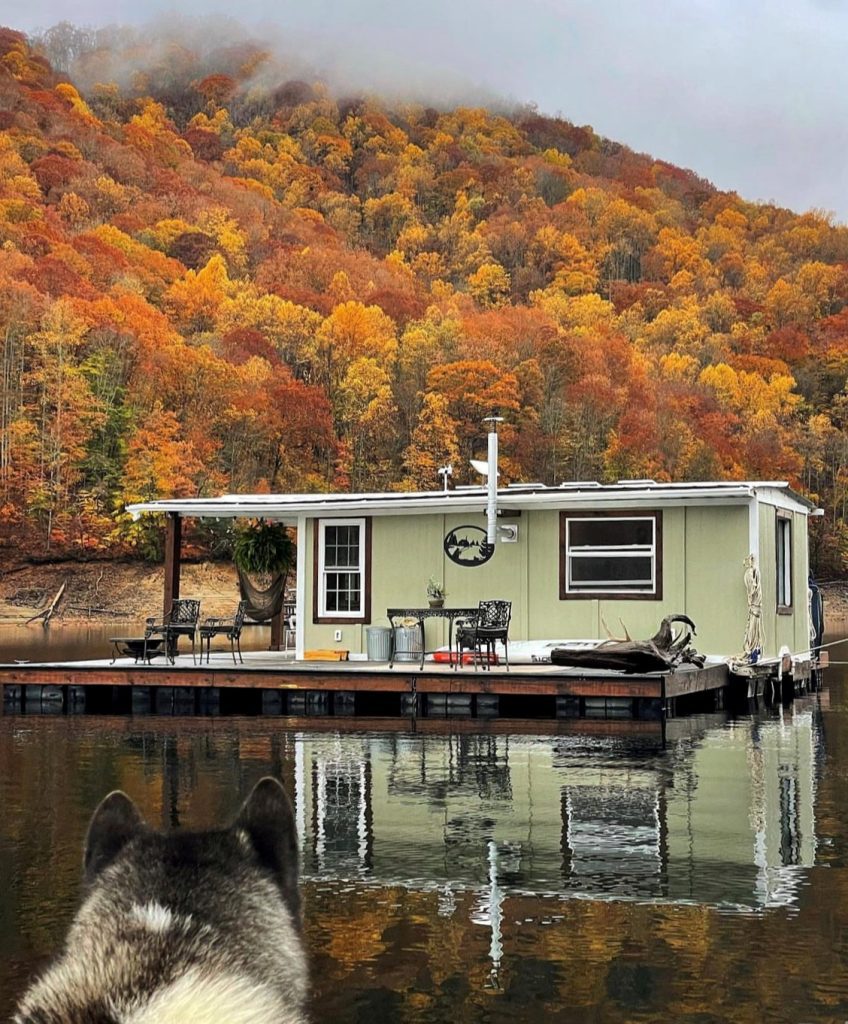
(467, 262, 511, 308)
(164, 254, 236, 333)
(402, 391, 461, 490)
(310, 301, 398, 400)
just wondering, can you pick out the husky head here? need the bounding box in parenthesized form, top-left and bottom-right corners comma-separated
(14, 777, 308, 1024)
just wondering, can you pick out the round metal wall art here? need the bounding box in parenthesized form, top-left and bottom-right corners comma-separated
(444, 525, 495, 567)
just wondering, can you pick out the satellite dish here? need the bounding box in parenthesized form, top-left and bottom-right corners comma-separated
(470, 459, 494, 477)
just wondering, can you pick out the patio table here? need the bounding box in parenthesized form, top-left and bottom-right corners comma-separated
(386, 607, 478, 671)
(109, 636, 165, 665)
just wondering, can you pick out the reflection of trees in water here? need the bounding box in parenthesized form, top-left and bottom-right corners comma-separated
(1, 705, 840, 1024)
(386, 735, 512, 804)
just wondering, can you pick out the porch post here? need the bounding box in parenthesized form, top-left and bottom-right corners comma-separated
(163, 512, 182, 618)
(270, 607, 283, 650)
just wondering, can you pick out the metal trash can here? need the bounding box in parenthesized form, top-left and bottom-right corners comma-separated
(366, 625, 392, 662)
(393, 624, 423, 662)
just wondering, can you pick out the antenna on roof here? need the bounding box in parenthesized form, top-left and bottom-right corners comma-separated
(437, 464, 453, 493)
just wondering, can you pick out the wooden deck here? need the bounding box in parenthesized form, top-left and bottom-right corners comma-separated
(0, 650, 732, 702)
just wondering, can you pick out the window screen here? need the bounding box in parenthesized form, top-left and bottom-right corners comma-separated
(562, 513, 660, 597)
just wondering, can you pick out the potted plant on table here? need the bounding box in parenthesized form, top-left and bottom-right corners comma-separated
(427, 577, 447, 608)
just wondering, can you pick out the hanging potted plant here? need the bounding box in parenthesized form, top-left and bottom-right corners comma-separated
(427, 576, 446, 608)
(232, 520, 296, 622)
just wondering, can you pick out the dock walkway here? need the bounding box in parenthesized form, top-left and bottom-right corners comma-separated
(0, 649, 728, 699)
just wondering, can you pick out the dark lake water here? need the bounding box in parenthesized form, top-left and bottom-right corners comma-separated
(3, 631, 848, 1021)
(0, 621, 273, 662)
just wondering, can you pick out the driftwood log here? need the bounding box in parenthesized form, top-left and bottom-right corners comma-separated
(551, 614, 705, 673)
(24, 580, 66, 627)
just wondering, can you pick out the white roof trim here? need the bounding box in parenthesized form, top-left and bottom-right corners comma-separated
(126, 481, 816, 521)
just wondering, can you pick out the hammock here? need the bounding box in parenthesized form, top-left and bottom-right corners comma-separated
(237, 567, 287, 622)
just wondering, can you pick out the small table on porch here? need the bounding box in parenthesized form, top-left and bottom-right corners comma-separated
(386, 607, 478, 671)
(109, 636, 165, 665)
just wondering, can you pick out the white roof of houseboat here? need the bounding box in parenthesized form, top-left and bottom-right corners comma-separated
(126, 480, 817, 523)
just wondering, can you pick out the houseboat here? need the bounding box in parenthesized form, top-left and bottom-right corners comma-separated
(126, 478, 820, 679)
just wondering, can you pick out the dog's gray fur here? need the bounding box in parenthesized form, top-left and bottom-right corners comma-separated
(14, 777, 308, 1023)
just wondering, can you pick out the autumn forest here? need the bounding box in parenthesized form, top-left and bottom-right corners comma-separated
(2, 23, 848, 569)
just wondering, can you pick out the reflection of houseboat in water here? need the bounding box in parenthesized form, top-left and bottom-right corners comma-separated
(293, 701, 820, 914)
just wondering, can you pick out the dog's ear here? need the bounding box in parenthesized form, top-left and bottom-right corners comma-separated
(84, 791, 146, 883)
(233, 777, 300, 924)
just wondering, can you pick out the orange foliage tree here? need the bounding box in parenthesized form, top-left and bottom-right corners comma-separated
(0, 25, 847, 568)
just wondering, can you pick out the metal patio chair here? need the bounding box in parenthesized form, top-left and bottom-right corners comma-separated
(199, 600, 247, 664)
(145, 598, 201, 664)
(455, 599, 512, 671)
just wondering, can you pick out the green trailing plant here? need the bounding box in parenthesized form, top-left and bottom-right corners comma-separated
(232, 520, 295, 576)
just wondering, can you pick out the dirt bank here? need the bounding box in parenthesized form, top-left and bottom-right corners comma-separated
(1, 559, 846, 629)
(0, 561, 243, 625)
(820, 581, 848, 623)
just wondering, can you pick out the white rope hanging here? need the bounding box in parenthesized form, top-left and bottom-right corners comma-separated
(808, 584, 816, 645)
(741, 553, 765, 661)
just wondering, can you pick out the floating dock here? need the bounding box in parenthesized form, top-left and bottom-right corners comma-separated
(0, 647, 819, 719)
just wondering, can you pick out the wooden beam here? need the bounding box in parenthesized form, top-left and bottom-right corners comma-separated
(665, 662, 729, 699)
(270, 609, 283, 650)
(163, 512, 182, 618)
(0, 663, 664, 698)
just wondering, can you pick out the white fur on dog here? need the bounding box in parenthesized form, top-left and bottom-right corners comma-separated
(125, 970, 296, 1024)
(130, 902, 177, 933)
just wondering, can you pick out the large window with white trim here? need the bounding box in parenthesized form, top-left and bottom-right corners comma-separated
(776, 512, 792, 611)
(316, 518, 369, 621)
(560, 511, 662, 599)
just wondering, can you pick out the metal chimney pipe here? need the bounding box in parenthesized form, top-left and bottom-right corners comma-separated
(483, 416, 503, 546)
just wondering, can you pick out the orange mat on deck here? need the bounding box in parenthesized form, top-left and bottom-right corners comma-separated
(431, 650, 498, 666)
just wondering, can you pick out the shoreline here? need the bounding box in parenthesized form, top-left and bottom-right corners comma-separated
(1, 558, 846, 631)
(0, 560, 243, 626)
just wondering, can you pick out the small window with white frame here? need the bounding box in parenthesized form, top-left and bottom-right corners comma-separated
(560, 511, 662, 599)
(776, 511, 792, 611)
(316, 518, 370, 621)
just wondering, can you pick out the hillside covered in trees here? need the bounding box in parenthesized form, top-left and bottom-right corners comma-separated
(2, 23, 848, 569)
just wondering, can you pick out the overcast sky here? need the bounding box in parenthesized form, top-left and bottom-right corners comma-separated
(6, 0, 847, 222)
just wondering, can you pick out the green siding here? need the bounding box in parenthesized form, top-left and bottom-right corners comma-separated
(684, 505, 750, 656)
(758, 505, 811, 658)
(303, 502, 805, 657)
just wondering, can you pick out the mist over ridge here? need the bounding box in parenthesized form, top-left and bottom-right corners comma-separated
(13, 0, 848, 222)
(28, 15, 509, 117)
